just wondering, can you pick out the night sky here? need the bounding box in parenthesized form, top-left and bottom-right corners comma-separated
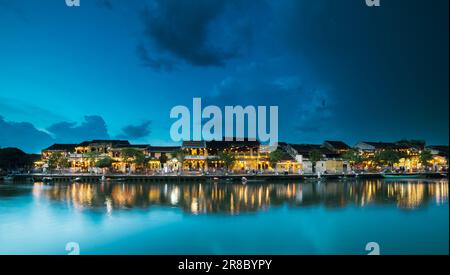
(0, 0, 448, 153)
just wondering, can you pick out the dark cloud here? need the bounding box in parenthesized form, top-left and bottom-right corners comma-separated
(203, 58, 334, 143)
(118, 121, 152, 140)
(96, 0, 113, 10)
(47, 115, 110, 143)
(136, 43, 175, 71)
(0, 116, 53, 153)
(138, 0, 256, 68)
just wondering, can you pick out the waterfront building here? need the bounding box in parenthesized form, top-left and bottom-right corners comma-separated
(36, 139, 446, 174)
(206, 138, 262, 171)
(148, 146, 181, 172)
(182, 140, 208, 170)
(425, 145, 449, 171)
(284, 144, 345, 174)
(354, 140, 426, 171)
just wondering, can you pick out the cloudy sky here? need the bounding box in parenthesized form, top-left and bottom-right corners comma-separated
(0, 0, 448, 153)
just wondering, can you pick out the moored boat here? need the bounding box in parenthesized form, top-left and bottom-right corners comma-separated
(382, 174, 420, 179)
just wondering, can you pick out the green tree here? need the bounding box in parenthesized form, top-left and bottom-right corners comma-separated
(95, 156, 114, 174)
(173, 149, 186, 173)
(374, 149, 401, 169)
(419, 150, 433, 170)
(58, 156, 70, 171)
(218, 151, 236, 171)
(342, 149, 365, 169)
(46, 152, 61, 172)
(121, 148, 145, 173)
(309, 149, 323, 173)
(269, 148, 285, 171)
(84, 151, 101, 168)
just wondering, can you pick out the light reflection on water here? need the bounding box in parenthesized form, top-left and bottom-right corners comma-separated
(26, 179, 449, 214)
(0, 179, 448, 255)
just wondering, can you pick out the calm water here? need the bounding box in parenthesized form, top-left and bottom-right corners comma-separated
(0, 178, 448, 255)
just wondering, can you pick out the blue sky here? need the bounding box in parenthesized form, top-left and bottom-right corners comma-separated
(0, 0, 448, 153)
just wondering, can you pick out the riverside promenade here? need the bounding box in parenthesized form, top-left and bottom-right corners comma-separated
(7, 172, 448, 183)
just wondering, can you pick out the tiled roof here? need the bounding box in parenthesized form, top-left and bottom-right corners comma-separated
(78, 140, 130, 147)
(43, 144, 77, 151)
(324, 140, 351, 150)
(182, 140, 206, 148)
(148, 146, 181, 152)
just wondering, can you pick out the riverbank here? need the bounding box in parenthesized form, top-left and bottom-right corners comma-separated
(3, 172, 447, 183)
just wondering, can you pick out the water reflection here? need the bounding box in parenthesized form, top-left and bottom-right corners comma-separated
(27, 179, 449, 214)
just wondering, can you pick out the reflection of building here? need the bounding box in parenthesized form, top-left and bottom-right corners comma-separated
(33, 180, 449, 213)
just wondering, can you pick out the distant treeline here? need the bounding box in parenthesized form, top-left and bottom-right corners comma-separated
(0, 147, 40, 172)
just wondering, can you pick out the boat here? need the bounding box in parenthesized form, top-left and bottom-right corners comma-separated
(382, 174, 420, 179)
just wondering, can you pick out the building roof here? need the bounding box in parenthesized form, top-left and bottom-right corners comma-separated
(426, 145, 449, 157)
(77, 140, 130, 147)
(289, 144, 322, 155)
(289, 144, 339, 158)
(148, 146, 181, 153)
(112, 144, 149, 149)
(324, 140, 351, 150)
(426, 145, 449, 151)
(359, 141, 398, 149)
(43, 144, 77, 151)
(182, 140, 206, 148)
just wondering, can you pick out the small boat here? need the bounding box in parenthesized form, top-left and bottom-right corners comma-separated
(107, 177, 126, 182)
(382, 174, 420, 179)
(242, 177, 265, 183)
(74, 177, 82, 182)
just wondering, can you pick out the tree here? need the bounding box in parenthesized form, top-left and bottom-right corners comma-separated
(342, 149, 365, 169)
(309, 149, 323, 173)
(95, 156, 114, 174)
(218, 151, 236, 171)
(373, 149, 401, 169)
(58, 156, 70, 171)
(84, 151, 101, 168)
(419, 150, 433, 170)
(0, 147, 35, 171)
(269, 148, 285, 171)
(46, 152, 61, 172)
(121, 148, 145, 173)
(173, 149, 186, 173)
